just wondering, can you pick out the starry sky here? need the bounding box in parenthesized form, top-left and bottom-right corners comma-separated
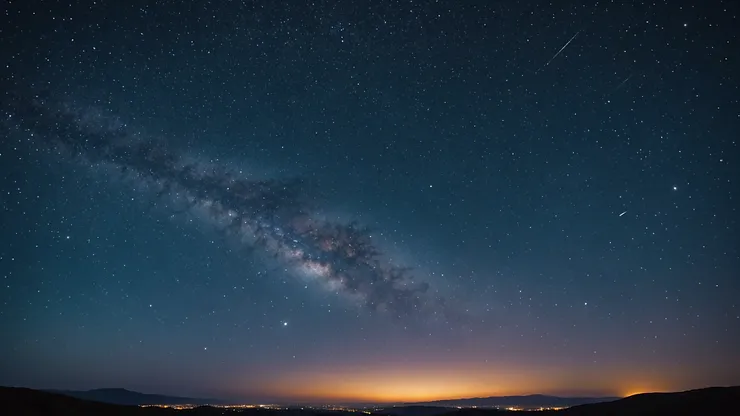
(1, 0, 739, 404)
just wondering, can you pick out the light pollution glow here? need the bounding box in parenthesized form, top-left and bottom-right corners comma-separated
(232, 362, 692, 403)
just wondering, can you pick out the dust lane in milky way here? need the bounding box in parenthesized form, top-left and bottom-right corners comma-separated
(2, 0, 738, 402)
(3, 92, 451, 320)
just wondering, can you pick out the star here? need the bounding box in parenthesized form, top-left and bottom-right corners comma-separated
(2, 0, 735, 401)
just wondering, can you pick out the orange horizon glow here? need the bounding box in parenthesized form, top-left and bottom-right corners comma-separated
(229, 362, 693, 403)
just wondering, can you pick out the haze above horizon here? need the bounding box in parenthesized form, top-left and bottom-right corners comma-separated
(1, 0, 738, 402)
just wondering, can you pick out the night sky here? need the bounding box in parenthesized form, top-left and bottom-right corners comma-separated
(1, 0, 739, 404)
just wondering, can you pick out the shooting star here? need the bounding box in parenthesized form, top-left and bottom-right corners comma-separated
(539, 30, 581, 71)
(614, 74, 633, 91)
(619, 211, 627, 217)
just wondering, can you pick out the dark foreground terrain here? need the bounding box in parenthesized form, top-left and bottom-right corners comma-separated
(2, 386, 739, 416)
(43, 388, 221, 406)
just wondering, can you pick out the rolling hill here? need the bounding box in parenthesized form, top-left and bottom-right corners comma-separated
(2, 385, 739, 416)
(45, 387, 220, 406)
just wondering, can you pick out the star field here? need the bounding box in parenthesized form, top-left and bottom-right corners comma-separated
(1, 0, 738, 403)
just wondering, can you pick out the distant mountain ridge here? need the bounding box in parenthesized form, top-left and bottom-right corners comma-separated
(45, 387, 220, 405)
(557, 386, 740, 415)
(4, 386, 740, 415)
(405, 394, 621, 408)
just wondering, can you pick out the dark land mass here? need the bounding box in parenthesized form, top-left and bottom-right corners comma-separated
(1, 387, 356, 416)
(553, 386, 740, 415)
(376, 406, 454, 416)
(45, 388, 221, 406)
(2, 386, 740, 416)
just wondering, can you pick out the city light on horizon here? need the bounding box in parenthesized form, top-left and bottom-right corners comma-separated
(220, 363, 703, 404)
(1, 0, 738, 405)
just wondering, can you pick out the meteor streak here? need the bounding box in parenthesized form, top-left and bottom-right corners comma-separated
(540, 30, 581, 71)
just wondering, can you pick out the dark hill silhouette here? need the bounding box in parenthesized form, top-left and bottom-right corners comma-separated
(431, 386, 740, 415)
(407, 394, 619, 408)
(2, 386, 739, 416)
(45, 387, 220, 405)
(556, 386, 740, 416)
(0, 387, 173, 416)
(0, 387, 363, 416)
(376, 406, 455, 416)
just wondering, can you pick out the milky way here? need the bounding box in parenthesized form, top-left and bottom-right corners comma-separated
(3, 92, 445, 319)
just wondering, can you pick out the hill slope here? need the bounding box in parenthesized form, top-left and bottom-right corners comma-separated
(0, 387, 174, 416)
(377, 406, 455, 416)
(2, 386, 739, 416)
(46, 387, 219, 405)
(557, 386, 740, 416)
